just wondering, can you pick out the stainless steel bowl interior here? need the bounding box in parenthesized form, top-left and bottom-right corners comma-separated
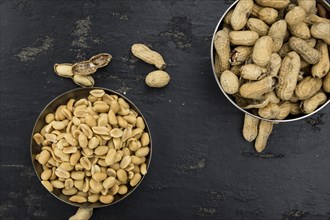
(211, 0, 330, 123)
(30, 87, 152, 208)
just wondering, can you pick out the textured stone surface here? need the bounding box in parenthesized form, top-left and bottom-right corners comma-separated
(0, 0, 329, 219)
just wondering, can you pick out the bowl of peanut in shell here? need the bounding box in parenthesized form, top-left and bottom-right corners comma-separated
(211, 0, 330, 123)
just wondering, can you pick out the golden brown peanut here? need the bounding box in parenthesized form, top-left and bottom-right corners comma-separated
(38, 150, 51, 165)
(255, 0, 289, 9)
(45, 113, 55, 124)
(255, 120, 273, 153)
(130, 173, 142, 187)
(94, 146, 109, 156)
(55, 167, 70, 179)
(258, 103, 280, 119)
(242, 114, 259, 142)
(230, 0, 254, 31)
(229, 31, 259, 46)
(99, 195, 114, 204)
(145, 70, 170, 88)
(295, 76, 322, 100)
(88, 194, 99, 203)
(323, 72, 330, 93)
(131, 156, 146, 165)
(41, 180, 53, 192)
(268, 20, 287, 53)
(230, 46, 253, 66)
(214, 28, 231, 73)
(92, 172, 107, 182)
(136, 117, 145, 130)
(110, 128, 123, 138)
(311, 23, 330, 45)
(33, 133, 44, 145)
(298, 0, 316, 14)
(69, 195, 87, 203)
(68, 208, 93, 220)
(240, 64, 267, 80)
(41, 169, 52, 181)
(253, 36, 273, 67)
(64, 178, 74, 189)
(118, 185, 128, 195)
(117, 169, 127, 183)
(247, 18, 269, 36)
(131, 44, 166, 69)
(120, 156, 132, 169)
(54, 63, 73, 78)
(51, 180, 64, 189)
(136, 147, 150, 157)
(89, 178, 103, 193)
(302, 92, 327, 114)
(62, 187, 77, 196)
(312, 41, 330, 78)
(141, 132, 150, 146)
(71, 171, 85, 180)
(220, 70, 239, 94)
(73, 75, 94, 87)
(258, 8, 279, 25)
(103, 177, 116, 189)
(239, 76, 277, 99)
(289, 37, 320, 65)
(277, 51, 301, 100)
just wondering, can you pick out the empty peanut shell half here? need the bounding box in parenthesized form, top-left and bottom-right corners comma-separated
(72, 61, 97, 76)
(54, 63, 74, 78)
(89, 53, 112, 68)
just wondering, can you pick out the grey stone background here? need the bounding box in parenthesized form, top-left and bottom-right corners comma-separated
(0, 0, 329, 219)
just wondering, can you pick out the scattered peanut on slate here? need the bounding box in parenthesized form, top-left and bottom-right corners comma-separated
(131, 44, 170, 88)
(54, 53, 112, 87)
(214, 0, 330, 152)
(33, 89, 150, 205)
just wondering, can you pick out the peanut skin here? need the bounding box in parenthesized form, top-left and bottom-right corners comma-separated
(214, 28, 231, 73)
(231, 0, 254, 31)
(255, 120, 273, 153)
(243, 114, 259, 142)
(277, 51, 301, 100)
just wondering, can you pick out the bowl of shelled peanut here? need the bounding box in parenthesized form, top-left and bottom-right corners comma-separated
(211, 0, 330, 123)
(31, 87, 152, 208)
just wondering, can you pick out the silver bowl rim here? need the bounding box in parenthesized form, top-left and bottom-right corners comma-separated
(30, 87, 153, 208)
(210, 0, 330, 123)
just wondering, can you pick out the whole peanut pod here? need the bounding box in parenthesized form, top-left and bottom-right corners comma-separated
(312, 41, 330, 78)
(258, 8, 279, 25)
(302, 92, 327, 114)
(214, 28, 231, 73)
(267, 53, 282, 76)
(289, 37, 320, 65)
(220, 70, 239, 94)
(131, 44, 166, 70)
(277, 101, 293, 120)
(285, 6, 306, 27)
(230, 46, 253, 66)
(229, 31, 259, 46)
(255, 0, 290, 9)
(240, 76, 277, 99)
(289, 22, 311, 40)
(311, 23, 330, 45)
(277, 51, 301, 100)
(323, 72, 330, 93)
(253, 36, 273, 67)
(214, 54, 221, 75)
(242, 114, 259, 142)
(268, 20, 287, 53)
(240, 64, 267, 80)
(255, 120, 273, 153)
(230, 0, 254, 31)
(298, 0, 316, 14)
(258, 103, 280, 119)
(223, 10, 233, 25)
(305, 14, 330, 25)
(69, 208, 93, 220)
(247, 18, 269, 36)
(295, 76, 322, 100)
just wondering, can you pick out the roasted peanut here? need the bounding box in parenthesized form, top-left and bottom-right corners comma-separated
(267, 53, 282, 76)
(302, 92, 327, 114)
(311, 23, 330, 45)
(230, 46, 253, 66)
(295, 76, 322, 100)
(289, 37, 320, 65)
(229, 31, 259, 46)
(323, 72, 330, 93)
(312, 41, 330, 78)
(255, 120, 273, 152)
(240, 64, 267, 80)
(258, 7, 279, 25)
(277, 51, 301, 100)
(298, 0, 316, 14)
(255, 0, 289, 9)
(131, 44, 166, 69)
(214, 28, 231, 73)
(230, 0, 254, 31)
(253, 36, 273, 67)
(220, 70, 239, 94)
(145, 70, 170, 88)
(240, 76, 277, 99)
(247, 18, 269, 36)
(242, 114, 259, 142)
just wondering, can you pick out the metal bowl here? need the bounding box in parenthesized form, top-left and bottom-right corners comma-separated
(30, 87, 152, 208)
(211, 0, 330, 123)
